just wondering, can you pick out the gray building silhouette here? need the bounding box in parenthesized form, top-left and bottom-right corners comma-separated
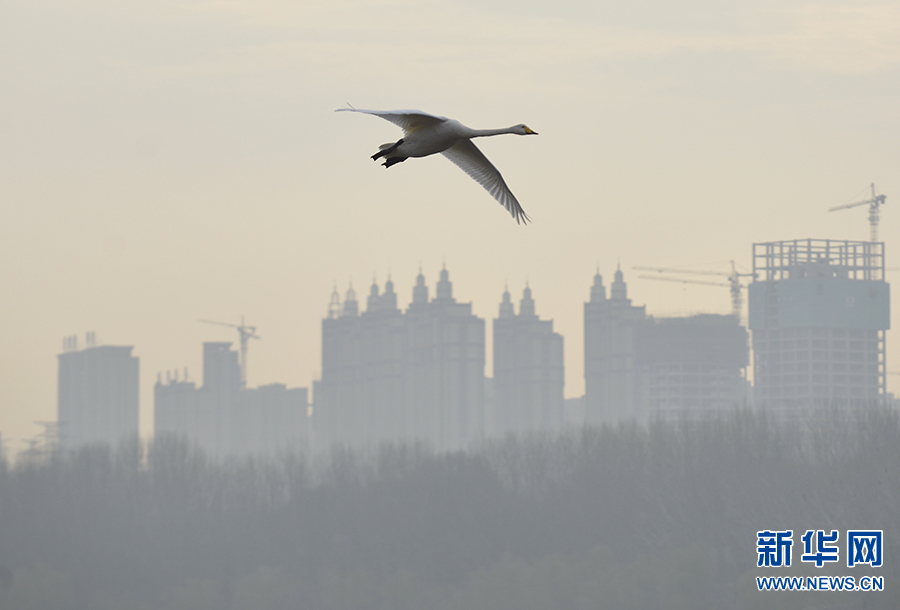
(492, 285, 564, 436)
(640, 314, 749, 419)
(748, 238, 890, 418)
(584, 268, 646, 424)
(315, 267, 485, 451)
(584, 269, 748, 424)
(57, 336, 139, 449)
(155, 342, 308, 457)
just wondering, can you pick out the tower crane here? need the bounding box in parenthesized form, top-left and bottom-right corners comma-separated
(198, 316, 260, 389)
(633, 261, 755, 320)
(828, 183, 887, 242)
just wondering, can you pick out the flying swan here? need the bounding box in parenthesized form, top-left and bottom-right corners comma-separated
(336, 107, 537, 224)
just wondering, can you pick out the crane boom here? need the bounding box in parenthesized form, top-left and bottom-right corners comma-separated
(637, 275, 730, 288)
(633, 264, 753, 279)
(198, 316, 260, 389)
(828, 183, 886, 242)
(634, 260, 753, 320)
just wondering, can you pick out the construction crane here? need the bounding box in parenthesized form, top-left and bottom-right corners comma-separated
(198, 316, 260, 389)
(633, 261, 755, 320)
(828, 183, 887, 242)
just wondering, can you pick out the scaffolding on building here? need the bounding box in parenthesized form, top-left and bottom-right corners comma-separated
(752, 238, 884, 282)
(749, 239, 889, 410)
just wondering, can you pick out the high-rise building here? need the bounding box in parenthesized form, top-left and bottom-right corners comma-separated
(583, 270, 749, 424)
(234, 384, 309, 457)
(583, 267, 646, 424)
(155, 342, 308, 457)
(198, 342, 240, 456)
(493, 285, 564, 436)
(413, 267, 485, 450)
(318, 285, 363, 445)
(748, 239, 890, 418)
(360, 278, 406, 444)
(57, 336, 139, 449)
(640, 314, 749, 420)
(153, 376, 198, 445)
(316, 267, 485, 451)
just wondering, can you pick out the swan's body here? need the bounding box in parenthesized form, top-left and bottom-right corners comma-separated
(336, 108, 537, 224)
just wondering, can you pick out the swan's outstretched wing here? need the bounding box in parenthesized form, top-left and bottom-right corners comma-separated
(441, 139, 530, 224)
(335, 108, 446, 134)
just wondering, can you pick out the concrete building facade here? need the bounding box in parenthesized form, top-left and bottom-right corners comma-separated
(57, 338, 139, 449)
(748, 238, 890, 418)
(583, 268, 646, 425)
(640, 314, 749, 420)
(155, 342, 308, 457)
(315, 267, 485, 452)
(493, 286, 564, 436)
(584, 269, 749, 424)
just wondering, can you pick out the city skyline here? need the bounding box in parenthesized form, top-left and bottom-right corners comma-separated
(2, 0, 898, 450)
(4, 251, 897, 450)
(36, 248, 890, 453)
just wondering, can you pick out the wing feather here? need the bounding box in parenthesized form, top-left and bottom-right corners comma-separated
(441, 140, 530, 224)
(335, 108, 446, 134)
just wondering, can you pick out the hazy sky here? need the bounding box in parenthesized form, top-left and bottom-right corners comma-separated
(2, 0, 899, 450)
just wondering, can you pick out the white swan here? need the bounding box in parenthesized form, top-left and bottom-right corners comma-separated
(336, 108, 537, 224)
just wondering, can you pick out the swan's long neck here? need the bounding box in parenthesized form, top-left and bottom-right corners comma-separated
(469, 126, 518, 138)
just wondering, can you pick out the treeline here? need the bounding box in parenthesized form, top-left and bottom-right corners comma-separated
(0, 408, 898, 610)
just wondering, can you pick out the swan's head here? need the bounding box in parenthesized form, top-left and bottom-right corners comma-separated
(514, 124, 538, 135)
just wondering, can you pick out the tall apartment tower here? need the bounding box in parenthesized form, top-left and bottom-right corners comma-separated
(749, 239, 890, 418)
(493, 286, 564, 436)
(583, 268, 646, 425)
(58, 336, 139, 449)
(197, 342, 241, 456)
(411, 267, 485, 450)
(360, 278, 406, 444)
(318, 285, 363, 446)
(316, 267, 485, 451)
(153, 375, 197, 444)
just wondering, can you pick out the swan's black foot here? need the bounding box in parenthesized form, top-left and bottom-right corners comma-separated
(382, 156, 408, 168)
(371, 139, 405, 161)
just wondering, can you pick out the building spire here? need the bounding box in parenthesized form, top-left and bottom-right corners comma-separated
(328, 284, 342, 319)
(412, 269, 429, 305)
(436, 266, 453, 302)
(343, 282, 359, 316)
(382, 272, 397, 310)
(519, 284, 536, 317)
(498, 286, 515, 318)
(367, 278, 381, 312)
(611, 265, 627, 301)
(590, 270, 606, 303)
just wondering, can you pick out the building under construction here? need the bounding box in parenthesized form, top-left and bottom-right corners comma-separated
(748, 239, 890, 417)
(154, 342, 308, 457)
(584, 269, 749, 424)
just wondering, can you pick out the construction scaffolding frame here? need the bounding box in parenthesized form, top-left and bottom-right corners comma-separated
(751, 238, 888, 404)
(753, 239, 884, 282)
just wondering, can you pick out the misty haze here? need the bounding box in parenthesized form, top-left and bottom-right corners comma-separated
(2, 1, 898, 609)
